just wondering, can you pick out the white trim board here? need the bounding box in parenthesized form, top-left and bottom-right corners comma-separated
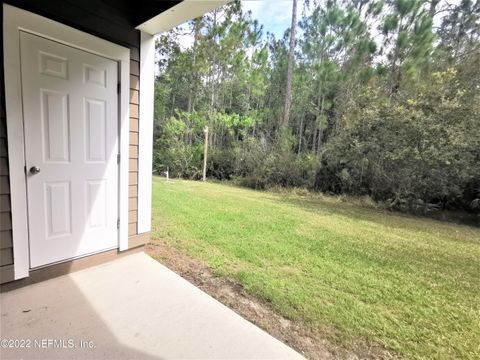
(3, 4, 131, 279)
(137, 32, 155, 234)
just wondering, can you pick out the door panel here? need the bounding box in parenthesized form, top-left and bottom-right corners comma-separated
(20, 32, 119, 268)
(45, 181, 72, 238)
(84, 98, 107, 162)
(41, 90, 70, 162)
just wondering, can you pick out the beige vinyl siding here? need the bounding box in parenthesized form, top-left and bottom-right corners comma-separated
(129, 145, 139, 158)
(128, 210, 137, 223)
(0, 176, 9, 194)
(130, 118, 139, 132)
(128, 51, 140, 238)
(128, 43, 151, 248)
(0, 230, 13, 249)
(0, 194, 10, 211)
(129, 158, 138, 170)
(128, 232, 150, 249)
(0, 247, 13, 266)
(129, 197, 138, 211)
(0, 112, 13, 267)
(128, 223, 137, 237)
(129, 184, 138, 197)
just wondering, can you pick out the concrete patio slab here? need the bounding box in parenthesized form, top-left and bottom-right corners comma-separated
(0, 252, 304, 360)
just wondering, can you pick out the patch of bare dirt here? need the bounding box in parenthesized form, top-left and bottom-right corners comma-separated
(146, 242, 402, 360)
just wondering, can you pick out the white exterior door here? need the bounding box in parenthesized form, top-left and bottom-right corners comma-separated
(20, 32, 119, 268)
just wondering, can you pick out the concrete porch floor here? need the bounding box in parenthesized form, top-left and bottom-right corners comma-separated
(0, 252, 304, 360)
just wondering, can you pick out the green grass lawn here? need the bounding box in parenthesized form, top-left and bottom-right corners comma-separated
(151, 178, 480, 359)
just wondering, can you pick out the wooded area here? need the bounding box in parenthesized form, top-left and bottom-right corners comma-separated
(153, 0, 479, 214)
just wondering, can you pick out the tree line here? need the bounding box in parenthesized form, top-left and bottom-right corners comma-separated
(153, 0, 480, 214)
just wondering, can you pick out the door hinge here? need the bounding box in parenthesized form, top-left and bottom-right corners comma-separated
(117, 82, 121, 94)
(117, 219, 120, 229)
(117, 153, 121, 164)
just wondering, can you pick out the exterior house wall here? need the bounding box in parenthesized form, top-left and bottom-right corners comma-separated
(0, 4, 13, 271)
(0, 110, 13, 270)
(129, 57, 140, 237)
(0, 0, 152, 281)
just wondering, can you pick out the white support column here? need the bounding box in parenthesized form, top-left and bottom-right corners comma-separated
(137, 32, 155, 234)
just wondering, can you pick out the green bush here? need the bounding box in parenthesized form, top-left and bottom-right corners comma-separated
(234, 135, 317, 189)
(314, 70, 480, 212)
(208, 148, 237, 180)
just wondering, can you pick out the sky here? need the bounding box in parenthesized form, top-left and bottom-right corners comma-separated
(174, 0, 294, 49)
(242, 0, 294, 39)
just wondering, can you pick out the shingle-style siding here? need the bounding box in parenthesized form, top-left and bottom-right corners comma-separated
(0, 0, 151, 280)
(0, 230, 13, 249)
(0, 116, 13, 267)
(128, 43, 140, 238)
(0, 3, 14, 268)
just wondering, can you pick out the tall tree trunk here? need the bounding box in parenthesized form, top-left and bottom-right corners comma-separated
(317, 128, 323, 155)
(281, 0, 298, 129)
(316, 94, 325, 155)
(297, 114, 304, 155)
(170, 92, 176, 117)
(188, 19, 201, 112)
(312, 124, 317, 153)
(210, 10, 218, 109)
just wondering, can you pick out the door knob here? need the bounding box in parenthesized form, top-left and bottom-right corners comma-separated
(29, 166, 41, 174)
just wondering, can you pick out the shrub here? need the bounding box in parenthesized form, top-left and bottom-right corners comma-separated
(314, 70, 480, 212)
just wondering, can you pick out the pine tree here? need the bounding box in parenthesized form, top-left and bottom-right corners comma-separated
(281, 0, 298, 129)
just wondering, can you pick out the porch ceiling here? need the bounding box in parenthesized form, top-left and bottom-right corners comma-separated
(3, 0, 230, 41)
(136, 0, 232, 35)
(0, 253, 304, 359)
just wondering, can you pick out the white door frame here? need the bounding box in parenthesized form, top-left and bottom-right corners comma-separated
(3, 4, 131, 280)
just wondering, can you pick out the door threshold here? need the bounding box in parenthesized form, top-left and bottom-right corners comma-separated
(1, 246, 144, 292)
(30, 246, 119, 271)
